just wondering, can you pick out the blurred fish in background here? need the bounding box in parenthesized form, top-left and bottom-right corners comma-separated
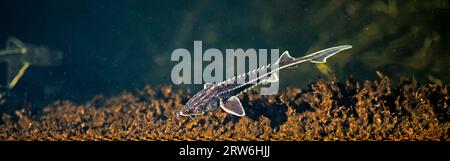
(0, 37, 63, 108)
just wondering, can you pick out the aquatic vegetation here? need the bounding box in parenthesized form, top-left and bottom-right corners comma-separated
(0, 73, 448, 141)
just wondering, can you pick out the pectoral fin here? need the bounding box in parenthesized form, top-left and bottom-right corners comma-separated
(220, 96, 245, 116)
(275, 51, 296, 66)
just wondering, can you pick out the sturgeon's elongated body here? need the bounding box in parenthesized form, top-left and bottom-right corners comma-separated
(177, 45, 352, 117)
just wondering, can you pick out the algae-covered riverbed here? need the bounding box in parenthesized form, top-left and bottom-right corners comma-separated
(1, 74, 448, 141)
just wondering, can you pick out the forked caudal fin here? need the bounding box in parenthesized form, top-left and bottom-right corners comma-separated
(306, 45, 352, 63)
(276, 45, 352, 67)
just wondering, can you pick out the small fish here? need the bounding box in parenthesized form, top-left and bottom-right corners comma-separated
(0, 37, 63, 89)
(177, 45, 352, 118)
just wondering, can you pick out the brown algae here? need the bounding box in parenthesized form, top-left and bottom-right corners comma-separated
(0, 74, 448, 141)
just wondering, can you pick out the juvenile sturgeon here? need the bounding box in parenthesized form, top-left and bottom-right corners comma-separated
(177, 45, 352, 118)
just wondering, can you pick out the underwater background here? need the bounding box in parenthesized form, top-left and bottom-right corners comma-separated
(0, 0, 449, 112)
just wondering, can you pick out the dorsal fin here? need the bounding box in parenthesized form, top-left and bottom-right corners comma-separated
(275, 51, 296, 66)
(6, 37, 25, 50)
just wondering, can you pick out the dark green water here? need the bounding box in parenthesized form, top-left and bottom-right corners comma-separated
(0, 0, 449, 111)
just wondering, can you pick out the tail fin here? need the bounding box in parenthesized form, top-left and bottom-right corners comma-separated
(306, 45, 352, 63)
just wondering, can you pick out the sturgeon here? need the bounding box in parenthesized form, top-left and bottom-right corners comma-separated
(177, 45, 352, 118)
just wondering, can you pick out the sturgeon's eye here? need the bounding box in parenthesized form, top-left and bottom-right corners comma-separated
(177, 108, 189, 116)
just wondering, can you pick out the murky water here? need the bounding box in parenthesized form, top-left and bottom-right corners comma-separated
(0, 0, 449, 112)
